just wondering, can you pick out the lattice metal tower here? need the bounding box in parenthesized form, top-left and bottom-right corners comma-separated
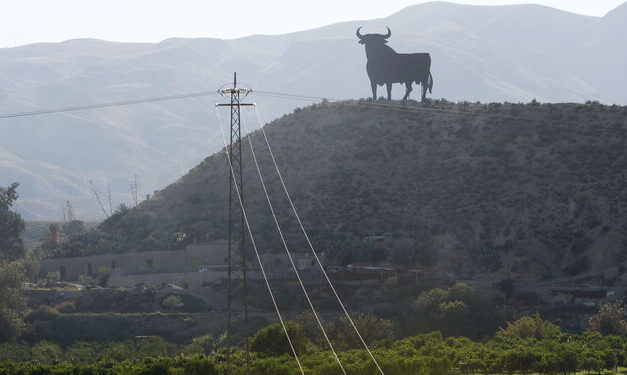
(217, 73, 253, 375)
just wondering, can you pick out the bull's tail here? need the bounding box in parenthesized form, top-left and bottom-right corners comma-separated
(427, 72, 433, 94)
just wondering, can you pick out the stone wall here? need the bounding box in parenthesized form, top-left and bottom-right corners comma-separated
(38, 240, 228, 281)
(108, 271, 226, 288)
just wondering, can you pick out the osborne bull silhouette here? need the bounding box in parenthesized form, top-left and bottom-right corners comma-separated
(356, 27, 433, 102)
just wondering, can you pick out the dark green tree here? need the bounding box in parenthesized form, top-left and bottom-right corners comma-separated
(589, 303, 627, 335)
(0, 183, 26, 261)
(294, 310, 334, 349)
(40, 223, 61, 251)
(62, 220, 85, 236)
(413, 283, 502, 338)
(0, 261, 27, 341)
(182, 334, 215, 355)
(250, 321, 308, 357)
(337, 312, 394, 349)
(95, 266, 110, 287)
(497, 313, 562, 339)
(0, 184, 27, 342)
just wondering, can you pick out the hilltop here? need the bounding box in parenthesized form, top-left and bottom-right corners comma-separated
(99, 99, 627, 282)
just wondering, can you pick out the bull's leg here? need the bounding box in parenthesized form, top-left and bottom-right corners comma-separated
(402, 81, 413, 101)
(386, 83, 392, 100)
(371, 81, 377, 100)
(421, 81, 427, 102)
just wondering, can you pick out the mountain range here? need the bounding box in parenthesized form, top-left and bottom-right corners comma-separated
(1, 1, 626, 220)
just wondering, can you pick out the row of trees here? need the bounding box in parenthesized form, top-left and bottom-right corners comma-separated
(1, 325, 627, 374)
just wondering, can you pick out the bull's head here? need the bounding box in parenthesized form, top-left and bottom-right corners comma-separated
(356, 26, 391, 45)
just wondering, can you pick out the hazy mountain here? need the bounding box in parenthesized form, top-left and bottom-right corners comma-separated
(1, 1, 626, 220)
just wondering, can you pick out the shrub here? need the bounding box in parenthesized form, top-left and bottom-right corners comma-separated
(28, 305, 60, 321)
(95, 266, 110, 287)
(55, 300, 76, 313)
(64, 342, 98, 364)
(31, 341, 62, 364)
(44, 271, 60, 287)
(0, 342, 31, 362)
(161, 295, 184, 310)
(177, 354, 218, 375)
(563, 256, 589, 276)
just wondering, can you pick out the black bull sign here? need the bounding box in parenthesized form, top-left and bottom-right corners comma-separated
(356, 27, 433, 102)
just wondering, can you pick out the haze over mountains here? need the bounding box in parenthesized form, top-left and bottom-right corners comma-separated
(1, 1, 626, 220)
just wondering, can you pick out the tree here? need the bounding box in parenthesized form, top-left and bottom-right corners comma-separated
(136, 336, 172, 358)
(337, 312, 394, 349)
(182, 334, 215, 355)
(412, 287, 449, 314)
(40, 223, 61, 251)
(436, 301, 469, 334)
(62, 220, 86, 236)
(413, 283, 502, 339)
(589, 303, 627, 335)
(0, 261, 27, 341)
(65, 341, 98, 364)
(497, 313, 562, 339)
(250, 321, 308, 357)
(295, 310, 335, 349)
(412, 283, 476, 314)
(31, 340, 62, 364)
(0, 183, 26, 261)
(95, 266, 110, 287)
(0, 185, 30, 341)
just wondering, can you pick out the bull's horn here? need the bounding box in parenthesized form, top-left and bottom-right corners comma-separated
(383, 27, 391, 39)
(356, 27, 364, 39)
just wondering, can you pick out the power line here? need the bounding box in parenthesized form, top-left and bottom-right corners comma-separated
(252, 106, 387, 375)
(255, 90, 627, 134)
(214, 105, 305, 375)
(0, 90, 217, 119)
(2, 86, 623, 135)
(240, 112, 347, 374)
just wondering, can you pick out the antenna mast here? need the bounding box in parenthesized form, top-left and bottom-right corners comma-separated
(217, 72, 254, 375)
(65, 200, 75, 222)
(107, 183, 113, 215)
(61, 202, 67, 223)
(131, 174, 139, 207)
(88, 179, 110, 218)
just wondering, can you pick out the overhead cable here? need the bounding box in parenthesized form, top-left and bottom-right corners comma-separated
(0, 90, 217, 119)
(253, 106, 387, 375)
(241, 112, 347, 374)
(214, 106, 305, 375)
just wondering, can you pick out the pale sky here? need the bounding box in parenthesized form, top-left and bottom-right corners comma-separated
(1, 0, 625, 48)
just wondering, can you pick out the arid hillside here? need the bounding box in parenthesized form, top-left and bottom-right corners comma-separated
(101, 100, 627, 281)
